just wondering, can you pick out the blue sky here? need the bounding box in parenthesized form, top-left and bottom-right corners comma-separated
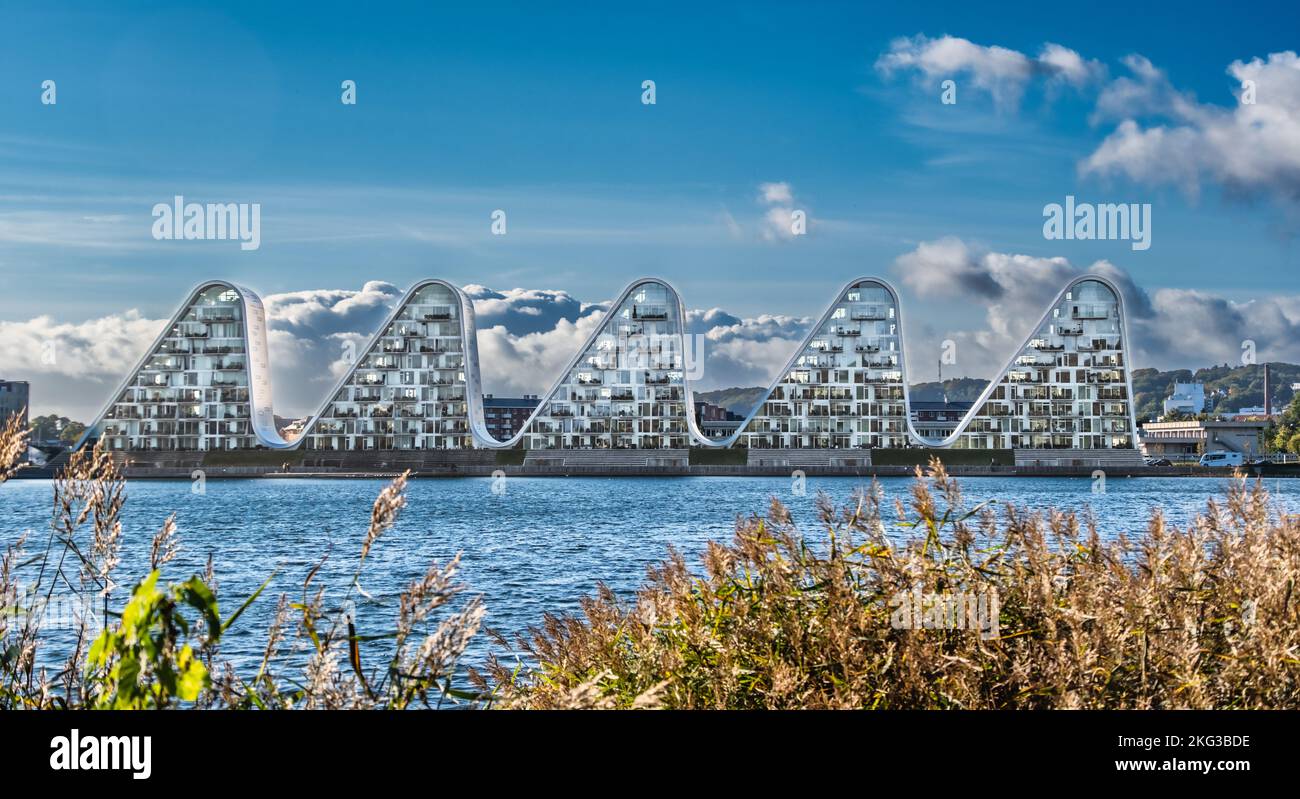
(2, 1, 1299, 417)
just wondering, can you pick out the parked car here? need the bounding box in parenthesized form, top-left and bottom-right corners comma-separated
(1144, 457, 1172, 467)
(1248, 458, 1274, 466)
(1198, 451, 1243, 468)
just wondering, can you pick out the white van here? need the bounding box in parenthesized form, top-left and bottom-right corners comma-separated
(1199, 451, 1243, 468)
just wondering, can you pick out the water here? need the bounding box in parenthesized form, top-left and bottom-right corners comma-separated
(3, 475, 1295, 678)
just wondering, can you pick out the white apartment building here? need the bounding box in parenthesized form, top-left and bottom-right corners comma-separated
(951, 277, 1136, 450)
(81, 274, 1140, 455)
(303, 280, 473, 451)
(734, 279, 908, 449)
(494, 280, 690, 449)
(90, 282, 287, 452)
(1163, 382, 1206, 416)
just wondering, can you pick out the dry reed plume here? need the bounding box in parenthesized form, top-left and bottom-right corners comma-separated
(4, 411, 1300, 710)
(480, 459, 1300, 709)
(0, 412, 482, 710)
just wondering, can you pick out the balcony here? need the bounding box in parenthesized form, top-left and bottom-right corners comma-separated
(631, 306, 668, 320)
(850, 309, 886, 321)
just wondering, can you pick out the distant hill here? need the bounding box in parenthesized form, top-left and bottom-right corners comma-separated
(694, 387, 768, 417)
(906, 377, 989, 403)
(695, 377, 989, 416)
(1131, 362, 1300, 421)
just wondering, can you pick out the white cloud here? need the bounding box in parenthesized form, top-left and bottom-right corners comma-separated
(891, 237, 1300, 379)
(1082, 50, 1300, 206)
(758, 182, 794, 205)
(755, 181, 807, 242)
(8, 269, 1298, 422)
(876, 35, 1102, 109)
(1037, 43, 1106, 88)
(464, 284, 602, 335)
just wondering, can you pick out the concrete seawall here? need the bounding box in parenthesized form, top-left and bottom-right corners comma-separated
(12, 463, 1299, 480)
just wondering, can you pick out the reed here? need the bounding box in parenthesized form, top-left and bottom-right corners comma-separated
(4, 411, 1298, 710)
(0, 413, 482, 710)
(480, 459, 1300, 709)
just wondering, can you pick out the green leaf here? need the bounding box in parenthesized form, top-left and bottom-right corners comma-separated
(222, 573, 275, 634)
(178, 576, 221, 637)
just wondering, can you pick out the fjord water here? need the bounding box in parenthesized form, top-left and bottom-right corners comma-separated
(4, 476, 1296, 674)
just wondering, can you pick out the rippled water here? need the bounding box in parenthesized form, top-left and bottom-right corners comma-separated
(3, 475, 1295, 675)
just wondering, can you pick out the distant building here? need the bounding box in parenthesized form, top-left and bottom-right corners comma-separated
(694, 400, 743, 440)
(909, 400, 974, 441)
(1227, 406, 1273, 420)
(1139, 418, 1271, 459)
(1163, 382, 1206, 416)
(482, 394, 540, 441)
(1, 379, 30, 463)
(0, 379, 30, 426)
(279, 417, 312, 442)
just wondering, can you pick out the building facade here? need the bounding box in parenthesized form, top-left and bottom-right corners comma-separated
(499, 279, 691, 449)
(910, 401, 973, 440)
(1139, 419, 1271, 460)
(0, 379, 29, 428)
(731, 279, 908, 449)
(303, 280, 474, 451)
(82, 274, 1141, 455)
(1163, 382, 1206, 416)
(482, 395, 540, 440)
(85, 282, 290, 452)
(948, 277, 1136, 450)
(694, 400, 743, 440)
(1, 380, 30, 462)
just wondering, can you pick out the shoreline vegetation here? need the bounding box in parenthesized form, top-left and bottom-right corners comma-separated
(2, 412, 1297, 710)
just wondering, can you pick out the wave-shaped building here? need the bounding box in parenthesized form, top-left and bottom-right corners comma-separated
(84, 281, 291, 453)
(301, 279, 477, 452)
(77, 274, 1138, 459)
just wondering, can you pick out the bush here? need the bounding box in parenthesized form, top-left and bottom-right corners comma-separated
(0, 411, 483, 710)
(480, 458, 1300, 709)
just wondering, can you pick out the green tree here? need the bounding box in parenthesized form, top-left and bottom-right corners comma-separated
(59, 421, 86, 443)
(1273, 394, 1300, 451)
(28, 414, 85, 443)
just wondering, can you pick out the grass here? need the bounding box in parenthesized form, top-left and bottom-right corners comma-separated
(689, 447, 747, 466)
(5, 408, 1300, 710)
(202, 449, 306, 467)
(870, 447, 1013, 467)
(477, 457, 1300, 709)
(494, 449, 526, 466)
(0, 412, 482, 710)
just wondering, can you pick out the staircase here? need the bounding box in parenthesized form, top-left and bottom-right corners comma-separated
(745, 449, 873, 468)
(523, 449, 689, 468)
